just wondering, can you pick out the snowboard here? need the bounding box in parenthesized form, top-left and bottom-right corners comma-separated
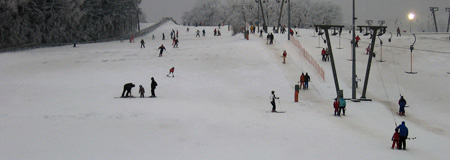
(396, 112, 406, 116)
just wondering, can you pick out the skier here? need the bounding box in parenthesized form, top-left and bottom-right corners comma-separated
(391, 128, 400, 149)
(304, 73, 310, 89)
(355, 75, 361, 88)
(139, 85, 145, 98)
(158, 44, 166, 57)
(396, 27, 401, 37)
(150, 77, 158, 97)
(152, 35, 155, 40)
(337, 96, 346, 116)
(366, 44, 371, 55)
(355, 35, 361, 47)
(217, 30, 221, 36)
(282, 50, 287, 64)
(173, 38, 179, 48)
(121, 83, 135, 98)
(395, 121, 409, 150)
(202, 29, 206, 36)
(321, 48, 327, 62)
(398, 96, 407, 116)
(260, 29, 263, 37)
(167, 67, 175, 77)
(269, 33, 274, 44)
(214, 29, 217, 36)
(270, 91, 279, 112)
(140, 39, 145, 48)
(196, 30, 200, 37)
(333, 98, 339, 116)
(299, 73, 305, 90)
(162, 33, 165, 40)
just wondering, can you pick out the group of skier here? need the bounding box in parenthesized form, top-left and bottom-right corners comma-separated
(120, 77, 158, 98)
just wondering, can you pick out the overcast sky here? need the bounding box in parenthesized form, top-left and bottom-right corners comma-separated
(141, 0, 449, 31)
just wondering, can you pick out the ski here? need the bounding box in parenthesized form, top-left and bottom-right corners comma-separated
(267, 111, 286, 113)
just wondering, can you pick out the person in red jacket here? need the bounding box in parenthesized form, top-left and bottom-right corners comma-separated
(299, 73, 305, 89)
(321, 48, 326, 62)
(167, 67, 175, 78)
(355, 35, 361, 47)
(282, 50, 287, 64)
(391, 129, 400, 149)
(333, 98, 339, 116)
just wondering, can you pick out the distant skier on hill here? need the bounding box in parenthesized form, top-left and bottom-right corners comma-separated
(398, 96, 407, 116)
(282, 50, 287, 64)
(162, 33, 165, 40)
(270, 91, 280, 112)
(299, 73, 305, 89)
(139, 85, 145, 98)
(150, 77, 158, 97)
(158, 44, 166, 57)
(121, 83, 135, 98)
(196, 30, 200, 37)
(140, 39, 145, 48)
(355, 35, 361, 47)
(304, 73, 310, 90)
(333, 98, 339, 116)
(337, 96, 346, 116)
(167, 67, 175, 78)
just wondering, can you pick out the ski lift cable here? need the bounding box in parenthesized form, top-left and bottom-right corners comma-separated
(390, 47, 402, 95)
(374, 59, 398, 127)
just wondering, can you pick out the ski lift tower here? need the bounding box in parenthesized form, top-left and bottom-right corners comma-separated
(358, 25, 387, 101)
(314, 24, 345, 98)
(430, 7, 439, 32)
(256, 0, 268, 33)
(446, 8, 450, 32)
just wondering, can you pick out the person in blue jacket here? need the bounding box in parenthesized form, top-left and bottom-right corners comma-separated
(398, 96, 407, 116)
(396, 121, 409, 150)
(337, 96, 346, 116)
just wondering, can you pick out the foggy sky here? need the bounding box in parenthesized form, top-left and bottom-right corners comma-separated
(140, 0, 450, 32)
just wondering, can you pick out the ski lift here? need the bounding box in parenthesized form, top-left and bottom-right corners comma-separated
(331, 27, 338, 36)
(316, 26, 324, 35)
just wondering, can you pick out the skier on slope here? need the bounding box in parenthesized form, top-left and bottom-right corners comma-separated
(270, 91, 279, 112)
(139, 85, 145, 98)
(282, 50, 287, 64)
(337, 96, 346, 116)
(304, 73, 310, 90)
(355, 35, 361, 47)
(391, 128, 400, 149)
(162, 33, 165, 40)
(299, 73, 305, 90)
(121, 83, 135, 98)
(398, 96, 407, 116)
(167, 67, 175, 78)
(140, 39, 145, 48)
(333, 98, 339, 116)
(196, 30, 200, 37)
(395, 121, 409, 150)
(150, 77, 158, 97)
(173, 38, 179, 48)
(158, 44, 166, 57)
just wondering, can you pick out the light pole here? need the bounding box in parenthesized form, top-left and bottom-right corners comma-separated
(408, 13, 415, 33)
(446, 8, 450, 32)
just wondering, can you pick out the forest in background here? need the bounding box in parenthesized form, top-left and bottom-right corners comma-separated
(0, 0, 143, 49)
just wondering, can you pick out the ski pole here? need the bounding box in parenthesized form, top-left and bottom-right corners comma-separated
(277, 99, 282, 112)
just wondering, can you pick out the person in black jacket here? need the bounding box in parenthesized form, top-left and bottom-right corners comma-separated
(150, 77, 158, 97)
(121, 83, 135, 97)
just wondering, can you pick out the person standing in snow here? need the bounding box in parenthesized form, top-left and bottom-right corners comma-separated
(398, 96, 407, 116)
(167, 67, 175, 78)
(140, 39, 145, 48)
(150, 77, 158, 97)
(269, 33, 274, 44)
(391, 128, 400, 149)
(395, 121, 409, 150)
(162, 33, 165, 40)
(396, 27, 401, 37)
(270, 91, 279, 112)
(196, 30, 200, 37)
(299, 73, 305, 90)
(158, 44, 166, 57)
(173, 38, 179, 48)
(321, 48, 327, 62)
(333, 98, 340, 116)
(202, 29, 206, 37)
(304, 73, 310, 90)
(139, 85, 145, 98)
(121, 83, 135, 98)
(355, 35, 361, 47)
(282, 50, 287, 64)
(337, 96, 346, 116)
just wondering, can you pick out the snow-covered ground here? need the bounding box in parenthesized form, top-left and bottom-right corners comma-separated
(1, 21, 449, 160)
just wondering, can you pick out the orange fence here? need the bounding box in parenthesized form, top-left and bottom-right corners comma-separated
(291, 38, 325, 81)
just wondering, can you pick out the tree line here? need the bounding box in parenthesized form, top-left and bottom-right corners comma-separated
(182, 0, 343, 34)
(0, 0, 143, 49)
